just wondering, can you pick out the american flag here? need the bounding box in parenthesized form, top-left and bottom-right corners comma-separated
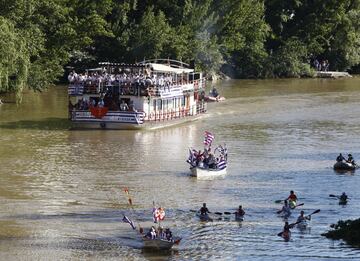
(122, 215, 136, 230)
(153, 207, 166, 223)
(203, 131, 215, 146)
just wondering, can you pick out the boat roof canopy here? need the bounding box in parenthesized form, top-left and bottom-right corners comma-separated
(148, 63, 194, 74)
(98, 61, 194, 74)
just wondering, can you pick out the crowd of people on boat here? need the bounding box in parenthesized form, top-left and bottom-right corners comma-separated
(336, 153, 356, 165)
(145, 226, 173, 241)
(188, 146, 227, 170)
(68, 69, 187, 89)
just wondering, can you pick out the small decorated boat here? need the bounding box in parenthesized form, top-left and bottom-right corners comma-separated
(68, 59, 206, 129)
(187, 131, 228, 179)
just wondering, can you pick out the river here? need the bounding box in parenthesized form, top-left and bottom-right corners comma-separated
(1, 78, 360, 260)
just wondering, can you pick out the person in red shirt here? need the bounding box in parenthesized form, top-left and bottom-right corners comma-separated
(286, 190, 298, 202)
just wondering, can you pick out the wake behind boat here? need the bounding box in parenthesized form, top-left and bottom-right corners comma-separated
(186, 131, 228, 178)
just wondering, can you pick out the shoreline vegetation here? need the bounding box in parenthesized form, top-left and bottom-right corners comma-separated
(0, 1, 359, 101)
(322, 218, 360, 247)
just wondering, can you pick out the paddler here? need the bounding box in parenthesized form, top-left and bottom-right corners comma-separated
(297, 210, 311, 224)
(200, 203, 211, 215)
(282, 221, 294, 239)
(278, 200, 291, 217)
(235, 205, 245, 216)
(235, 205, 245, 221)
(339, 192, 348, 204)
(286, 190, 298, 209)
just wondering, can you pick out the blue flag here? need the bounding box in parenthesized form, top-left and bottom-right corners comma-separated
(122, 215, 136, 230)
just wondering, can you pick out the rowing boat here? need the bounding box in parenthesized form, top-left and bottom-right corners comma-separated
(143, 236, 181, 250)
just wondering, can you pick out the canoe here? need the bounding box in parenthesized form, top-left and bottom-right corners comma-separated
(190, 166, 227, 179)
(143, 237, 181, 250)
(289, 200, 297, 209)
(333, 161, 356, 171)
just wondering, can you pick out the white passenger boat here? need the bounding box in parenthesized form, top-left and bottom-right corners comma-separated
(68, 59, 206, 129)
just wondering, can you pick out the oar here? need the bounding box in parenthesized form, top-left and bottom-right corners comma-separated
(307, 209, 320, 218)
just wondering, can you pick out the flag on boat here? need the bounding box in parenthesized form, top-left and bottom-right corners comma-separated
(122, 215, 136, 230)
(203, 131, 215, 146)
(217, 159, 227, 170)
(153, 207, 166, 223)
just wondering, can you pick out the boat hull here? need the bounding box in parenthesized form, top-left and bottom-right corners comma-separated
(71, 113, 205, 130)
(205, 96, 226, 102)
(142, 237, 181, 250)
(190, 166, 227, 178)
(333, 161, 356, 171)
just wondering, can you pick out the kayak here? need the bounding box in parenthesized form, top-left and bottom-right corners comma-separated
(289, 200, 297, 209)
(333, 161, 356, 171)
(196, 213, 213, 222)
(235, 213, 244, 221)
(339, 199, 348, 205)
(282, 230, 291, 241)
(297, 220, 307, 229)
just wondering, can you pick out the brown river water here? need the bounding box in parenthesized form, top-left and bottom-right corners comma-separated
(1, 78, 360, 260)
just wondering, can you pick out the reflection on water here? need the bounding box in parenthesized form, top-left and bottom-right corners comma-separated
(1, 78, 360, 260)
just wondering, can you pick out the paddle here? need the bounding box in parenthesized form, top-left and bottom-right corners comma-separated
(274, 200, 284, 204)
(307, 209, 320, 217)
(329, 194, 340, 199)
(190, 209, 222, 215)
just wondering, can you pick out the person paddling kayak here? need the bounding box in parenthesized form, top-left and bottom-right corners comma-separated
(286, 190, 298, 209)
(199, 203, 210, 215)
(296, 210, 311, 229)
(281, 221, 295, 240)
(235, 205, 245, 220)
(277, 200, 291, 218)
(339, 192, 348, 205)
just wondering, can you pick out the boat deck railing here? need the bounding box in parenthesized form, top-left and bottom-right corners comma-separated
(68, 79, 204, 97)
